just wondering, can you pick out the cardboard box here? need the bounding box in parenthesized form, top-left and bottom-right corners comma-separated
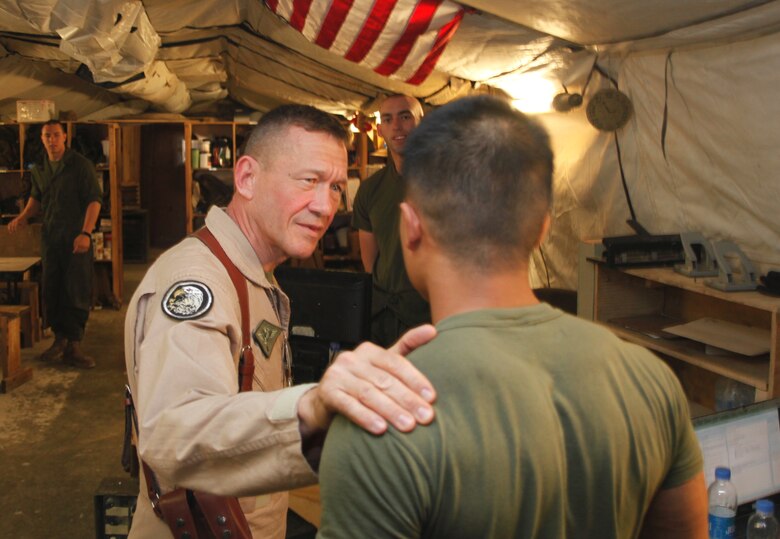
(16, 100, 56, 123)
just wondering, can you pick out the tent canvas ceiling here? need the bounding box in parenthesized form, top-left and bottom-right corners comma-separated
(0, 0, 777, 287)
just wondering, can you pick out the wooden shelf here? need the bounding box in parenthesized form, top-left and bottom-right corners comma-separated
(583, 257, 780, 409)
(0, 122, 123, 304)
(606, 325, 769, 389)
(622, 267, 778, 311)
(688, 399, 714, 418)
(185, 121, 245, 234)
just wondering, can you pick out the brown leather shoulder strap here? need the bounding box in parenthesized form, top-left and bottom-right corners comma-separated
(193, 226, 255, 392)
(128, 227, 255, 531)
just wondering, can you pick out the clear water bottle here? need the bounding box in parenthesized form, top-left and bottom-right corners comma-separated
(747, 499, 779, 539)
(708, 466, 738, 539)
(715, 378, 754, 411)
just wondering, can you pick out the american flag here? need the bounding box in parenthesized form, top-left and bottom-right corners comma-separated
(265, 0, 465, 85)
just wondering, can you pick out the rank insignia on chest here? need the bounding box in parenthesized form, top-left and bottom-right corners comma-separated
(161, 281, 213, 320)
(253, 320, 282, 359)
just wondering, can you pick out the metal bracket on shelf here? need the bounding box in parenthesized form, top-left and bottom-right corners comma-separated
(706, 241, 758, 291)
(674, 231, 719, 277)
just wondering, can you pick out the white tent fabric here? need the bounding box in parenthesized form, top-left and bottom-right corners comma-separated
(530, 30, 780, 287)
(0, 0, 777, 287)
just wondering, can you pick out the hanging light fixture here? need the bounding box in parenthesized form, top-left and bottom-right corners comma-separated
(552, 87, 583, 112)
(551, 58, 596, 113)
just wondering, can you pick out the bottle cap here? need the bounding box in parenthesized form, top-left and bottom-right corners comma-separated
(715, 466, 731, 480)
(756, 499, 774, 514)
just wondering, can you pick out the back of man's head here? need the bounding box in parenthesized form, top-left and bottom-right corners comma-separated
(244, 104, 349, 166)
(402, 95, 553, 268)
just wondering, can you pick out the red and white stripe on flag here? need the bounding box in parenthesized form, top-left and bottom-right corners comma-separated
(265, 0, 465, 85)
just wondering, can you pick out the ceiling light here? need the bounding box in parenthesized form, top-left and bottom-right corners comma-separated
(507, 72, 558, 114)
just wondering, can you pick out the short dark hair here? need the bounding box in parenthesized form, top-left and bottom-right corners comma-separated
(245, 104, 349, 163)
(42, 119, 65, 131)
(379, 94, 423, 116)
(402, 95, 553, 267)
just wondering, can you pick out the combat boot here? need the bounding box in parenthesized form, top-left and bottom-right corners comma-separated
(38, 336, 67, 362)
(64, 341, 96, 369)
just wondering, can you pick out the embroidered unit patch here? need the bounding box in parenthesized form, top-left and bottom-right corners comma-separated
(253, 320, 282, 358)
(162, 281, 213, 320)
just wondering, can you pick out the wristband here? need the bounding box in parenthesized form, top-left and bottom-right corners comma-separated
(79, 231, 92, 239)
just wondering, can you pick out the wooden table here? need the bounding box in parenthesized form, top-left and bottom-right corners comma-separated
(0, 257, 40, 393)
(0, 257, 41, 303)
(0, 305, 33, 393)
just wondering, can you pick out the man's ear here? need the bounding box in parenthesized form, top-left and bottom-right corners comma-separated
(533, 213, 551, 248)
(377, 121, 388, 144)
(233, 155, 258, 199)
(399, 201, 422, 251)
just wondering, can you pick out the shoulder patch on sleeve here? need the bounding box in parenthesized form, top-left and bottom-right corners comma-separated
(161, 281, 213, 320)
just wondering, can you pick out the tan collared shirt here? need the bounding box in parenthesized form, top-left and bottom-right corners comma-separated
(125, 207, 318, 538)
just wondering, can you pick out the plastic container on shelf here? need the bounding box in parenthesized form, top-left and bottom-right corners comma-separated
(715, 377, 755, 411)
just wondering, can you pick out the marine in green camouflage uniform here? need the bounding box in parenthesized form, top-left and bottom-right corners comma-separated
(10, 120, 102, 368)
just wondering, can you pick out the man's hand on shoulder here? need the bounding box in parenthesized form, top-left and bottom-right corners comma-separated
(297, 324, 437, 438)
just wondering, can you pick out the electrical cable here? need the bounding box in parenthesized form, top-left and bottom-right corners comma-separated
(661, 52, 673, 160)
(613, 131, 637, 224)
(582, 56, 597, 95)
(613, 131, 650, 235)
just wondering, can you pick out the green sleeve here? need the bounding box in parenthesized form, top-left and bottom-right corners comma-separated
(29, 166, 42, 201)
(660, 367, 704, 489)
(351, 181, 372, 232)
(318, 415, 431, 538)
(80, 159, 103, 205)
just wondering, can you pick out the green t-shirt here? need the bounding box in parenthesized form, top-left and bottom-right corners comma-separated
(318, 304, 703, 539)
(351, 160, 429, 327)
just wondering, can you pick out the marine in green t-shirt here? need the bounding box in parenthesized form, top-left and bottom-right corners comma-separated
(319, 96, 707, 538)
(352, 95, 430, 346)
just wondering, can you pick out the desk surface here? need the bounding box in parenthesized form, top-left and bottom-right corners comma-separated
(0, 257, 41, 273)
(289, 485, 321, 528)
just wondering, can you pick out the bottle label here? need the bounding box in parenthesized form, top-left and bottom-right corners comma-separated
(708, 513, 736, 538)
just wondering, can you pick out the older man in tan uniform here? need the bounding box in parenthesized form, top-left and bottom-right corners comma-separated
(125, 105, 437, 538)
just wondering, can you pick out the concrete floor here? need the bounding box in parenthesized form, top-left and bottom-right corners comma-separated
(0, 256, 317, 539)
(0, 261, 146, 539)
